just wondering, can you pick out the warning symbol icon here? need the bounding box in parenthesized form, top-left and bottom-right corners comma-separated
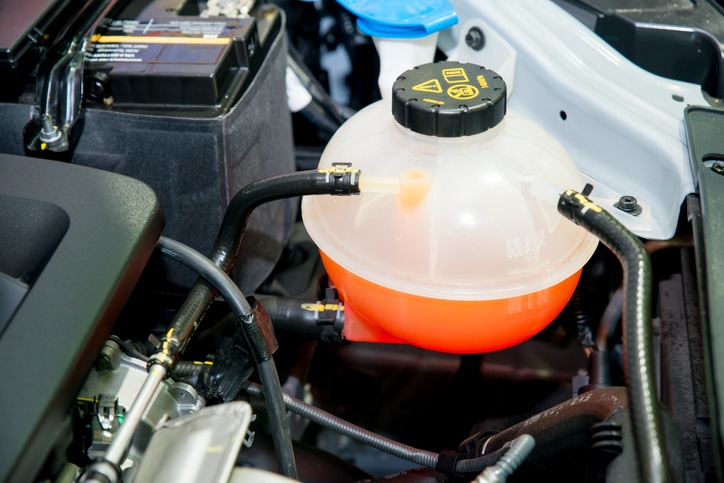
(412, 79, 443, 94)
(447, 84, 479, 100)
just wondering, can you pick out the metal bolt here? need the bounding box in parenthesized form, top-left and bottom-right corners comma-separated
(40, 113, 62, 143)
(712, 162, 724, 175)
(89, 79, 105, 98)
(87, 72, 110, 102)
(614, 195, 642, 216)
(97, 340, 122, 372)
(465, 27, 485, 51)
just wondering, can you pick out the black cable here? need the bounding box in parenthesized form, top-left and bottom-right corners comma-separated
(558, 188, 673, 483)
(243, 381, 507, 475)
(570, 287, 596, 350)
(155, 236, 298, 480)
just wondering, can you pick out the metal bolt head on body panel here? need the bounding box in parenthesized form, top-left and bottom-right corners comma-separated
(614, 195, 642, 216)
(465, 27, 485, 51)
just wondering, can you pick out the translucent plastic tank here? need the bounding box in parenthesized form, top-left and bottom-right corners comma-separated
(302, 61, 598, 353)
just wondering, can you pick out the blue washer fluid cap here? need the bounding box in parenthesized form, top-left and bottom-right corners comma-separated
(336, 0, 458, 38)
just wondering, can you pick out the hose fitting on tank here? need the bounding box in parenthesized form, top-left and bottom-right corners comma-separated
(319, 162, 361, 195)
(254, 288, 345, 343)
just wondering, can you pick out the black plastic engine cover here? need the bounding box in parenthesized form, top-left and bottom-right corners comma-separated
(0, 153, 164, 483)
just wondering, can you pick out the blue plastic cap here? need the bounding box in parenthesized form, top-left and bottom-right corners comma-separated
(336, 0, 458, 38)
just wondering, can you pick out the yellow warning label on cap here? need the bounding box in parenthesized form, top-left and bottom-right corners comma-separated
(412, 79, 443, 93)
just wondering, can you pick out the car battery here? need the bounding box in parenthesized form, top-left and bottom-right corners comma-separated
(0, 0, 296, 292)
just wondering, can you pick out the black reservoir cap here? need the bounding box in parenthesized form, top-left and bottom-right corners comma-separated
(392, 61, 506, 137)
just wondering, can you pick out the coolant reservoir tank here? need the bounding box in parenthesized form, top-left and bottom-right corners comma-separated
(302, 61, 598, 353)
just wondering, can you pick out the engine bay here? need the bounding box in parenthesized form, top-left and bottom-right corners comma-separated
(1, 0, 723, 482)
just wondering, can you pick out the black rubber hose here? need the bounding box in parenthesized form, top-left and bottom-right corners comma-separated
(482, 387, 628, 463)
(211, 169, 360, 272)
(254, 294, 344, 340)
(596, 237, 692, 352)
(243, 381, 506, 475)
(172, 361, 208, 378)
(254, 295, 319, 333)
(171, 361, 211, 387)
(156, 236, 297, 480)
(156, 168, 360, 369)
(557, 188, 673, 483)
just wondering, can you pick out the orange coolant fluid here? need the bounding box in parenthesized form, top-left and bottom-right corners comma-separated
(302, 61, 598, 354)
(322, 253, 583, 354)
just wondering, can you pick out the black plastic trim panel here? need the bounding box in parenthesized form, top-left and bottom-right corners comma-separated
(685, 107, 724, 480)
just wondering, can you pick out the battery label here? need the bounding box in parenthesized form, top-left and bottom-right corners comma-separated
(89, 35, 230, 64)
(103, 19, 232, 38)
(89, 43, 148, 63)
